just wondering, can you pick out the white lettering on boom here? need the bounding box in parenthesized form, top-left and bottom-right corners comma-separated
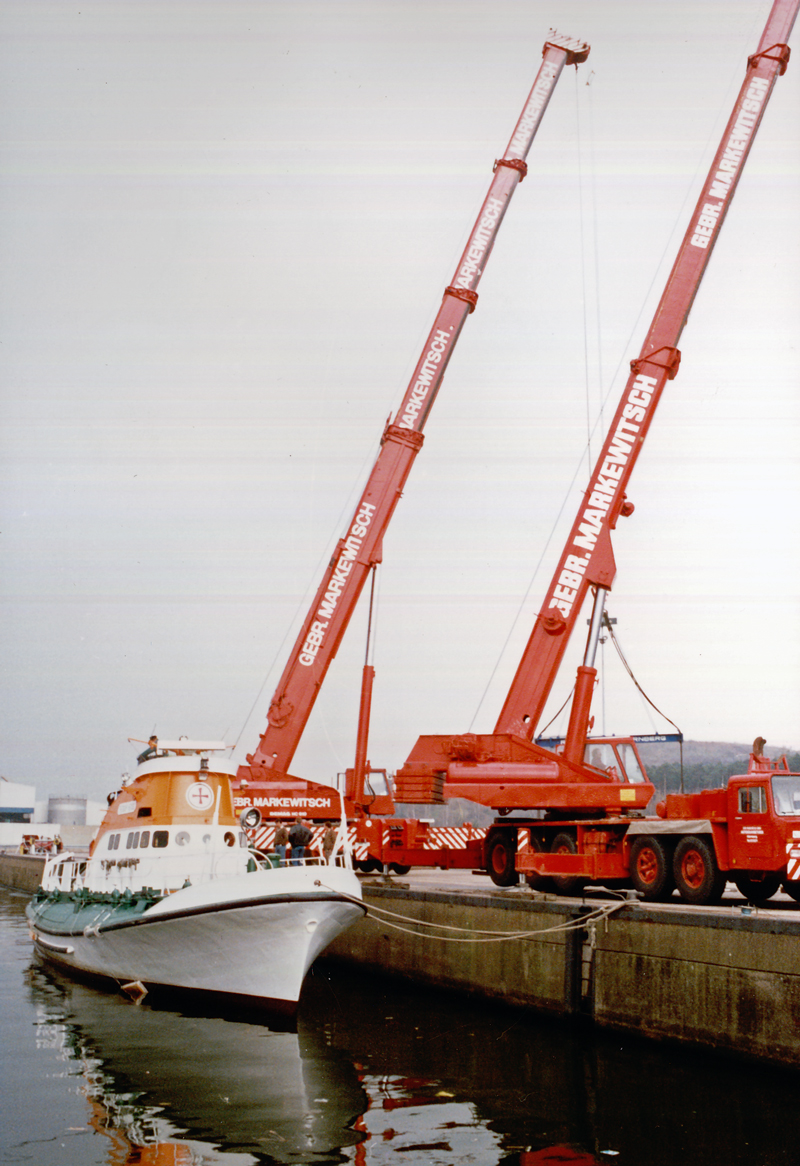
(298, 502, 377, 665)
(546, 374, 657, 618)
(399, 330, 452, 430)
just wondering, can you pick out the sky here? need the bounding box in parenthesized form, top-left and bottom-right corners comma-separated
(2, 0, 798, 801)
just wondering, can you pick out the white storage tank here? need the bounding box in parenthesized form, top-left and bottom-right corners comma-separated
(47, 796, 87, 826)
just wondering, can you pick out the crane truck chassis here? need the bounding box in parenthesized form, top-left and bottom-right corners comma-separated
(478, 745, 800, 907)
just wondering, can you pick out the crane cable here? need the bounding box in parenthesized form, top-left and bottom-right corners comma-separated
(605, 619, 685, 789)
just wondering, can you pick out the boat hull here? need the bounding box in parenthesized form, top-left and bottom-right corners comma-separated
(27, 866, 365, 1013)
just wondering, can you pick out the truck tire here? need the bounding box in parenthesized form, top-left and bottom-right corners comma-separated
(673, 836, 726, 905)
(629, 836, 674, 901)
(485, 830, 518, 887)
(733, 873, 780, 904)
(355, 857, 383, 873)
(550, 832, 584, 896)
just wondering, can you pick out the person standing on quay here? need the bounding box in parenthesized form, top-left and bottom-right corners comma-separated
(273, 821, 290, 865)
(321, 822, 338, 864)
(288, 817, 312, 865)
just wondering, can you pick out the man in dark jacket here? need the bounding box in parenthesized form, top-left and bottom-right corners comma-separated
(288, 817, 312, 865)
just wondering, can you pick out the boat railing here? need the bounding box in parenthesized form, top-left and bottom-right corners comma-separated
(41, 853, 88, 893)
(253, 852, 352, 870)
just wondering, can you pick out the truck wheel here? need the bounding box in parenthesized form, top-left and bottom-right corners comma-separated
(550, 832, 584, 896)
(733, 873, 780, 904)
(389, 863, 411, 875)
(673, 836, 726, 905)
(782, 881, 800, 903)
(486, 830, 518, 887)
(355, 857, 383, 874)
(629, 836, 674, 901)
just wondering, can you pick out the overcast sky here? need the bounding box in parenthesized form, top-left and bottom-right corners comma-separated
(2, 0, 798, 800)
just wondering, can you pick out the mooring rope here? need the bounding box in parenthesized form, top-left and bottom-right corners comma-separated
(315, 881, 627, 944)
(364, 899, 625, 944)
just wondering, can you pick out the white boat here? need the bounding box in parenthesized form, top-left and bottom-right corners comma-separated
(26, 739, 365, 1015)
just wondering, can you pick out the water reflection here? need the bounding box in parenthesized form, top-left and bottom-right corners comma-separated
(4, 885, 800, 1165)
(26, 961, 365, 1164)
(304, 964, 800, 1165)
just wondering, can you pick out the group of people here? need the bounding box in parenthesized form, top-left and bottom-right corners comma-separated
(272, 818, 339, 866)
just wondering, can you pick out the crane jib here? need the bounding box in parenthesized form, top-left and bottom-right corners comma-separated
(496, 2, 798, 740)
(242, 33, 590, 776)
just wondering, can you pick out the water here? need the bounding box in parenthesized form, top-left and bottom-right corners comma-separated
(2, 885, 799, 1166)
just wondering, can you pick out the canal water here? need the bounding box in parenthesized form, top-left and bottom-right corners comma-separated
(3, 885, 799, 1166)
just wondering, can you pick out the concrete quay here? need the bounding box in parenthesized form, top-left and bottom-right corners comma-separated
(0, 852, 46, 894)
(324, 869, 800, 1069)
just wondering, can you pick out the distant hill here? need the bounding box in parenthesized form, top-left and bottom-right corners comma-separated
(639, 740, 800, 799)
(635, 739, 796, 768)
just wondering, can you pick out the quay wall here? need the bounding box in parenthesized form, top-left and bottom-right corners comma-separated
(0, 853, 45, 894)
(324, 882, 800, 1068)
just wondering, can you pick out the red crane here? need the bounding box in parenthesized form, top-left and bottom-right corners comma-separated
(391, 0, 799, 889)
(234, 32, 590, 820)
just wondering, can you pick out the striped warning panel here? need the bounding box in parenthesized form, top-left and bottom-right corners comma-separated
(425, 826, 486, 850)
(248, 822, 484, 861)
(785, 842, 800, 882)
(250, 822, 369, 860)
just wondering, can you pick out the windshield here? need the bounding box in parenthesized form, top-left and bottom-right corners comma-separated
(617, 743, 647, 784)
(582, 742, 646, 784)
(771, 775, 800, 816)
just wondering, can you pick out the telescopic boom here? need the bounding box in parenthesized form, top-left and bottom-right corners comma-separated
(496, 0, 798, 742)
(241, 32, 590, 781)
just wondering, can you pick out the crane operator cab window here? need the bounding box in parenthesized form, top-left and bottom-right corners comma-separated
(584, 741, 646, 784)
(365, 770, 390, 797)
(617, 743, 647, 784)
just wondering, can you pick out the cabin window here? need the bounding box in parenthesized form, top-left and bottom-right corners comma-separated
(584, 743, 618, 777)
(617, 743, 647, 784)
(139, 831, 150, 848)
(126, 832, 140, 850)
(738, 786, 767, 814)
(152, 830, 169, 849)
(137, 807, 152, 818)
(771, 777, 800, 816)
(106, 833, 121, 851)
(366, 770, 390, 797)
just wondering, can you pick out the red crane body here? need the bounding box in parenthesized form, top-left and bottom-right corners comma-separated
(234, 33, 590, 815)
(388, 0, 800, 901)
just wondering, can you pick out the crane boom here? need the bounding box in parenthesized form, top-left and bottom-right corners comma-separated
(496, 0, 798, 741)
(394, 0, 796, 822)
(241, 32, 590, 780)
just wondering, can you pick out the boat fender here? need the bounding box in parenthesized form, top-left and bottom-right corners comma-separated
(121, 980, 148, 1004)
(240, 807, 262, 831)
